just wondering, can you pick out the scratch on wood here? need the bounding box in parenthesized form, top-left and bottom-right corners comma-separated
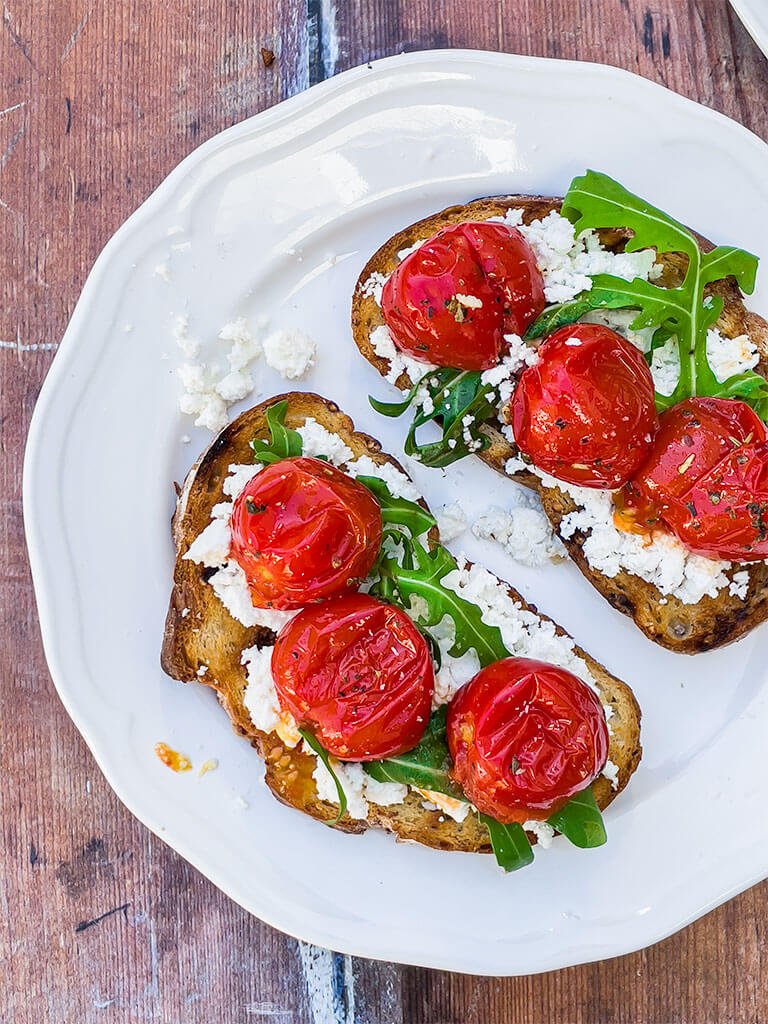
(243, 1003, 293, 1019)
(91, 991, 116, 1010)
(74, 902, 129, 934)
(64, 97, 72, 134)
(0, 339, 57, 351)
(60, 4, 93, 61)
(0, 100, 25, 118)
(0, 125, 25, 172)
(2, 4, 38, 69)
(29, 843, 40, 866)
(145, 913, 160, 1010)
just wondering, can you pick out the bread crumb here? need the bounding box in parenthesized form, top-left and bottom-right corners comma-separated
(197, 758, 218, 778)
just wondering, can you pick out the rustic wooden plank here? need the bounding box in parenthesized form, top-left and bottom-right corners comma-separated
(327, 1, 768, 1021)
(0, 2, 318, 1022)
(4, 0, 768, 1021)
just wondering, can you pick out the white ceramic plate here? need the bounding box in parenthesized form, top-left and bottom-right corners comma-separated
(731, 0, 768, 59)
(25, 51, 768, 976)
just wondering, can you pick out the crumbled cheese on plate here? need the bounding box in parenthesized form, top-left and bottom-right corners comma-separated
(473, 491, 566, 567)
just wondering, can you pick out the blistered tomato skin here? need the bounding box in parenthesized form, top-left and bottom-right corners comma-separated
(622, 397, 767, 532)
(510, 324, 659, 489)
(271, 595, 434, 760)
(662, 440, 768, 561)
(229, 457, 382, 610)
(380, 222, 545, 371)
(446, 657, 609, 824)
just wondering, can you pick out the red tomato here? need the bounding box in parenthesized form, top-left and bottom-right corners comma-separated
(662, 441, 768, 561)
(380, 222, 545, 371)
(447, 657, 609, 823)
(271, 594, 434, 760)
(510, 323, 659, 488)
(622, 397, 766, 532)
(229, 457, 382, 610)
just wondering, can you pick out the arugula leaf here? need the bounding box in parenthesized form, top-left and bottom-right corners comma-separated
(300, 728, 347, 824)
(481, 815, 534, 872)
(363, 707, 464, 799)
(559, 170, 759, 409)
(715, 369, 768, 420)
(374, 536, 508, 666)
(547, 785, 606, 848)
(250, 400, 304, 464)
(356, 476, 436, 538)
(370, 368, 498, 468)
(524, 286, 638, 340)
(369, 378, 423, 418)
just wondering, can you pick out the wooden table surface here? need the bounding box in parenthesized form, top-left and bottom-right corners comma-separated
(3, 1, 767, 1021)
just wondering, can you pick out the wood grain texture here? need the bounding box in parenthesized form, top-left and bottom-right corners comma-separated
(2, 1, 767, 1021)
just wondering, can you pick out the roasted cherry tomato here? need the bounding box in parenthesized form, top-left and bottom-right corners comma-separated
(380, 222, 545, 371)
(447, 657, 609, 823)
(271, 594, 434, 760)
(661, 440, 768, 561)
(510, 323, 659, 488)
(229, 457, 382, 610)
(621, 397, 767, 533)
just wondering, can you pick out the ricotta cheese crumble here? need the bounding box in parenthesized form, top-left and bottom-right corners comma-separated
(176, 317, 317, 432)
(504, 461, 746, 605)
(262, 328, 316, 380)
(473, 488, 566, 568)
(497, 208, 658, 304)
(435, 502, 468, 543)
(439, 560, 602, 694)
(369, 323, 437, 387)
(648, 328, 759, 397)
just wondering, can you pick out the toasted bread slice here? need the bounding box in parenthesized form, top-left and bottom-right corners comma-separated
(162, 393, 641, 852)
(351, 197, 768, 652)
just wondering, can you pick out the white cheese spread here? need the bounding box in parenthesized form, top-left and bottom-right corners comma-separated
(523, 820, 556, 849)
(312, 756, 407, 820)
(497, 208, 658, 304)
(369, 323, 437, 388)
(646, 328, 760, 397)
(520, 466, 737, 605)
(439, 560, 601, 694)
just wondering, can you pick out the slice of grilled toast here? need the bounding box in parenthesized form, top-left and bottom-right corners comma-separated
(161, 393, 641, 852)
(351, 197, 768, 653)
